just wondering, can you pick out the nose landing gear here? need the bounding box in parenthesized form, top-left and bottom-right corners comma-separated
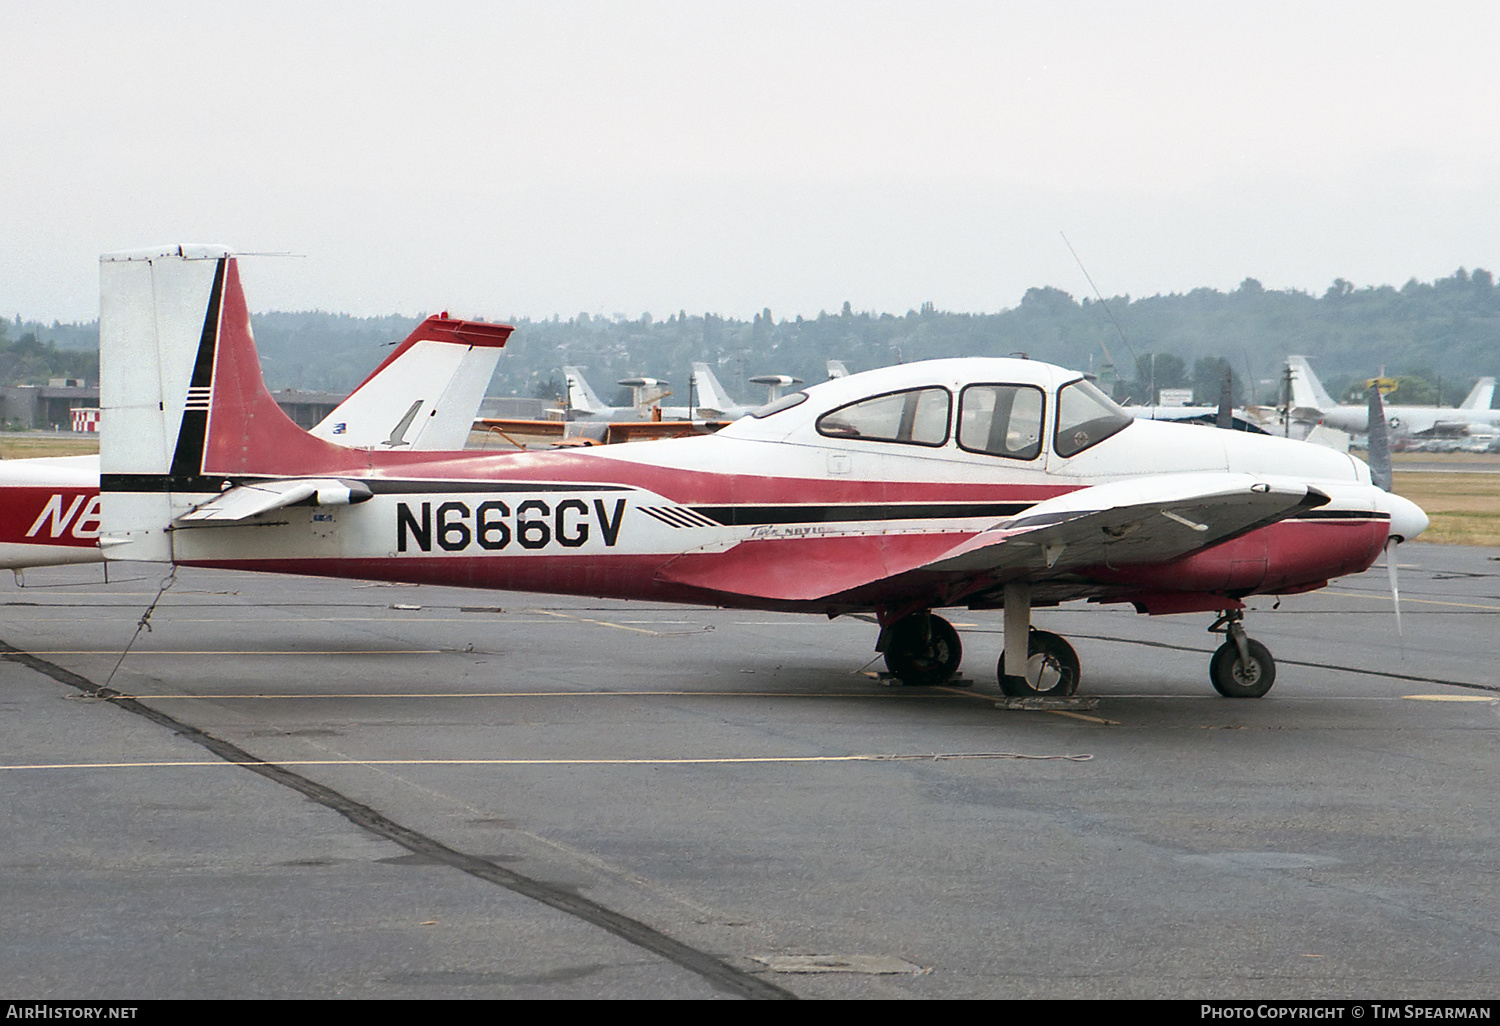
(1207, 610, 1276, 698)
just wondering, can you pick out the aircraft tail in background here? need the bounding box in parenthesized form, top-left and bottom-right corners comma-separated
(689, 362, 740, 416)
(1459, 376, 1496, 411)
(1286, 355, 1339, 413)
(563, 366, 609, 415)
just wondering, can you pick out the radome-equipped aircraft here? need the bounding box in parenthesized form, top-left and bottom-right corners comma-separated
(1288, 355, 1499, 437)
(97, 247, 1427, 699)
(0, 307, 509, 571)
(561, 366, 675, 422)
(483, 363, 795, 445)
(564, 362, 794, 423)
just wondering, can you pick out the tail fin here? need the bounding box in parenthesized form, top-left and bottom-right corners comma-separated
(1286, 355, 1338, 412)
(689, 362, 738, 415)
(310, 315, 512, 449)
(1459, 376, 1495, 411)
(101, 247, 355, 559)
(563, 366, 607, 415)
(826, 360, 850, 379)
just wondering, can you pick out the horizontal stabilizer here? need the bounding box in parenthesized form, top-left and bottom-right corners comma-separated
(178, 478, 373, 522)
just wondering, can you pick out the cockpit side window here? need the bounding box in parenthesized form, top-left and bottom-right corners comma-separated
(816, 387, 952, 446)
(957, 384, 1045, 460)
(1053, 378, 1131, 457)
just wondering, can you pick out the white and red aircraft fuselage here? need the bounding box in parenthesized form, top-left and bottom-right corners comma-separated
(97, 248, 1428, 698)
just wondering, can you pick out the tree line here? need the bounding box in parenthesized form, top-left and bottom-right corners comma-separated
(9, 267, 1500, 410)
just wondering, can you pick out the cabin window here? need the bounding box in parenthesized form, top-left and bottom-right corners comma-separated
(957, 384, 1045, 460)
(816, 387, 951, 446)
(1053, 378, 1131, 457)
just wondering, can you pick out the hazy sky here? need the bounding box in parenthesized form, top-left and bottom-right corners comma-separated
(6, 1, 1500, 322)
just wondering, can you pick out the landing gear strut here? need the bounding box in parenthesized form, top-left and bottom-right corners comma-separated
(880, 612, 962, 687)
(1207, 610, 1276, 698)
(995, 580, 1080, 697)
(997, 629, 1081, 697)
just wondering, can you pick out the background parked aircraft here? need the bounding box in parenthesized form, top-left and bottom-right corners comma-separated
(1288, 355, 1499, 437)
(561, 366, 673, 422)
(687, 363, 759, 419)
(561, 364, 803, 424)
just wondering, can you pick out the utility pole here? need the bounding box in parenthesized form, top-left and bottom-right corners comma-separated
(1282, 363, 1294, 438)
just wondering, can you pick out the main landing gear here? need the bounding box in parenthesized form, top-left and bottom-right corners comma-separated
(876, 597, 1277, 698)
(880, 611, 963, 687)
(1207, 610, 1276, 698)
(995, 580, 1079, 697)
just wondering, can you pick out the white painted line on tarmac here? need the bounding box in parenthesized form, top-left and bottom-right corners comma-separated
(0, 751, 1094, 772)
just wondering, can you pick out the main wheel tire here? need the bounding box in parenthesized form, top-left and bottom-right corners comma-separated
(882, 614, 962, 687)
(997, 629, 1080, 697)
(1209, 638, 1276, 698)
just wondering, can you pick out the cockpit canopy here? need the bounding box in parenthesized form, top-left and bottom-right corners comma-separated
(735, 358, 1131, 460)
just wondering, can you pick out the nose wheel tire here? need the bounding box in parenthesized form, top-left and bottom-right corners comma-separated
(998, 629, 1080, 697)
(882, 614, 963, 687)
(1209, 638, 1276, 698)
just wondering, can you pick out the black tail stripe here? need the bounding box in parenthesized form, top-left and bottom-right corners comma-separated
(166, 257, 226, 484)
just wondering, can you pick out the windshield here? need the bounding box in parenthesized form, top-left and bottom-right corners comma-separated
(1053, 378, 1131, 457)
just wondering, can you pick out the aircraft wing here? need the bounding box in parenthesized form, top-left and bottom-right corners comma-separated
(913, 473, 1327, 579)
(656, 474, 1327, 604)
(177, 479, 373, 522)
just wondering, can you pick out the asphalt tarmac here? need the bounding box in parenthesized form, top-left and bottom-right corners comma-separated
(1, 544, 1496, 999)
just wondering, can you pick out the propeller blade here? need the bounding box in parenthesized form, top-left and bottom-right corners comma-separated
(1367, 384, 1393, 492)
(1385, 537, 1403, 639)
(1216, 369, 1233, 430)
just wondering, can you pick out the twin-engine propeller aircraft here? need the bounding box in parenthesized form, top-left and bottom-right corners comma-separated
(0, 298, 509, 570)
(98, 247, 1427, 698)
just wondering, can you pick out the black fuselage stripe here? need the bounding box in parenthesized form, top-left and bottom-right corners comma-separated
(690, 502, 1033, 525)
(362, 481, 631, 494)
(1289, 510, 1390, 521)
